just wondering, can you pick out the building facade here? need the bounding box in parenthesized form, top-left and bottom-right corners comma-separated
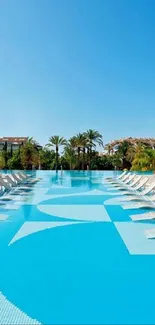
(0, 137, 42, 154)
(0, 137, 28, 153)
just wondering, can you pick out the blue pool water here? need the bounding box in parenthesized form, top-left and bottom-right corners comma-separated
(0, 170, 155, 324)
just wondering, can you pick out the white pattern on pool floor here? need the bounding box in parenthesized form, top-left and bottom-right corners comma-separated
(37, 204, 111, 222)
(115, 221, 155, 255)
(0, 292, 41, 325)
(9, 221, 85, 245)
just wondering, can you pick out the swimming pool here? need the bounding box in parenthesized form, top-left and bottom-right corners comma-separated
(0, 170, 155, 324)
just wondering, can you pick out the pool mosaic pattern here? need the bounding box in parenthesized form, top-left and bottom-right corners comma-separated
(1, 170, 155, 324)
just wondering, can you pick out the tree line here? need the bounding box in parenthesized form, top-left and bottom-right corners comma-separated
(0, 132, 154, 171)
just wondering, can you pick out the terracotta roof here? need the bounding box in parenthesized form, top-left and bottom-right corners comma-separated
(0, 137, 28, 143)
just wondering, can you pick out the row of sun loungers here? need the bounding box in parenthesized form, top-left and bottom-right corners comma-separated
(0, 172, 40, 196)
(106, 172, 155, 209)
(105, 171, 155, 239)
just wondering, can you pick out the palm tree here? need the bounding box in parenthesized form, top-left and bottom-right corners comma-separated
(85, 129, 103, 169)
(0, 152, 5, 169)
(68, 136, 77, 150)
(81, 134, 89, 170)
(77, 133, 89, 171)
(27, 137, 39, 146)
(74, 133, 86, 170)
(104, 143, 113, 155)
(131, 144, 151, 171)
(66, 134, 88, 170)
(117, 140, 131, 169)
(46, 136, 67, 171)
(147, 149, 155, 170)
(20, 141, 39, 170)
(63, 147, 76, 170)
(28, 137, 34, 143)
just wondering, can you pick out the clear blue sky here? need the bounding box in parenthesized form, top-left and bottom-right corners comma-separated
(0, 0, 155, 147)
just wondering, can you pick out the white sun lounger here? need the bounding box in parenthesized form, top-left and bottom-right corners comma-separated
(0, 178, 12, 190)
(105, 172, 130, 184)
(17, 172, 32, 181)
(128, 194, 155, 220)
(119, 174, 139, 187)
(123, 201, 155, 210)
(105, 171, 127, 181)
(108, 174, 136, 188)
(119, 182, 155, 202)
(118, 171, 128, 179)
(0, 175, 33, 194)
(122, 174, 136, 185)
(18, 172, 31, 179)
(142, 182, 155, 195)
(130, 211, 155, 221)
(12, 173, 33, 184)
(0, 178, 18, 199)
(119, 177, 152, 196)
(117, 178, 155, 218)
(12, 173, 31, 184)
(1, 174, 25, 187)
(5, 175, 33, 190)
(11, 173, 24, 183)
(109, 175, 142, 191)
(114, 172, 131, 182)
(18, 172, 41, 183)
(122, 185, 155, 209)
(106, 174, 134, 188)
(0, 174, 35, 203)
(4, 175, 17, 187)
(16, 173, 40, 185)
(124, 179, 155, 197)
(0, 175, 24, 192)
(144, 228, 155, 239)
(5, 175, 34, 194)
(126, 176, 148, 191)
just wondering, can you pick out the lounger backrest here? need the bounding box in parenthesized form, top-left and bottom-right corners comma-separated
(142, 181, 155, 195)
(11, 174, 21, 183)
(15, 174, 24, 181)
(17, 172, 26, 180)
(118, 171, 127, 179)
(124, 174, 135, 184)
(20, 172, 27, 179)
(5, 175, 16, 186)
(121, 173, 131, 182)
(129, 175, 141, 187)
(146, 176, 155, 185)
(134, 177, 149, 190)
(0, 177, 12, 190)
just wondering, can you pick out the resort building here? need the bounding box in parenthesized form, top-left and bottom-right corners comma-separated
(104, 137, 155, 154)
(0, 137, 41, 153)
